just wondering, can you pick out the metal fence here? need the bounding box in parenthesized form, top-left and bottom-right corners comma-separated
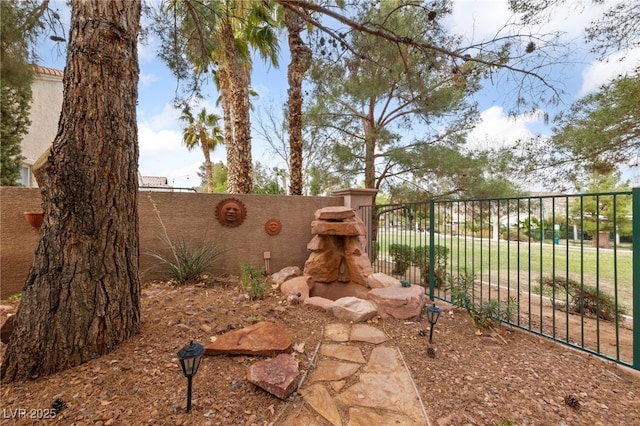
(361, 189, 639, 371)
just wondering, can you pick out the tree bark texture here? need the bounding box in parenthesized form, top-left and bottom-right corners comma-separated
(1, 0, 141, 382)
(285, 9, 311, 196)
(200, 130, 214, 193)
(221, 19, 252, 194)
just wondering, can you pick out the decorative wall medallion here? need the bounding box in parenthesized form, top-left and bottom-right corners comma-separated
(215, 198, 247, 227)
(265, 218, 282, 235)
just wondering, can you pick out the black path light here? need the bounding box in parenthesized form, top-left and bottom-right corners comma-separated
(426, 303, 442, 343)
(177, 340, 205, 413)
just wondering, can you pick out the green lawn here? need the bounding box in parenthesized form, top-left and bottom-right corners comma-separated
(375, 230, 634, 315)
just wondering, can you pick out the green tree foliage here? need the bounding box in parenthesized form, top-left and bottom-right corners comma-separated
(570, 172, 632, 236)
(551, 72, 640, 177)
(252, 162, 286, 194)
(155, 0, 280, 194)
(180, 107, 224, 193)
(304, 1, 487, 199)
(1, 0, 64, 186)
(1, 0, 38, 185)
(197, 161, 228, 193)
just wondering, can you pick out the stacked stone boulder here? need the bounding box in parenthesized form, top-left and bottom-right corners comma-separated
(303, 206, 373, 300)
(278, 206, 427, 321)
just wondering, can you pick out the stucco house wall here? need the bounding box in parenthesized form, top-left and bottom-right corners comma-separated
(19, 66, 64, 187)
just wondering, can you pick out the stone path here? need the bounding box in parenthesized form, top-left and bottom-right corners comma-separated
(282, 323, 431, 426)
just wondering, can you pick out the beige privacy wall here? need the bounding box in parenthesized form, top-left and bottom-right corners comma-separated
(0, 187, 347, 298)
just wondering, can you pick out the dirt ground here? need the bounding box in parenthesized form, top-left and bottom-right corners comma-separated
(1, 278, 639, 426)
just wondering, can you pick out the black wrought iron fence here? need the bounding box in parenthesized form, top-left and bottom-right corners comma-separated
(361, 189, 638, 371)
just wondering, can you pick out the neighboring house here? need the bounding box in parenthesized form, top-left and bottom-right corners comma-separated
(138, 173, 175, 192)
(20, 65, 178, 192)
(19, 65, 63, 187)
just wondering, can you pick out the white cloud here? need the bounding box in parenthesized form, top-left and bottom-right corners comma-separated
(466, 106, 541, 150)
(137, 102, 225, 189)
(448, 0, 608, 42)
(579, 47, 640, 97)
(139, 72, 159, 86)
(447, 1, 517, 42)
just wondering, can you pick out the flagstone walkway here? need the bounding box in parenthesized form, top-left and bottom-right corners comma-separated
(282, 323, 431, 426)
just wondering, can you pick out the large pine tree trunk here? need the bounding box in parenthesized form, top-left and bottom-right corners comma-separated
(1, 0, 141, 382)
(285, 8, 311, 196)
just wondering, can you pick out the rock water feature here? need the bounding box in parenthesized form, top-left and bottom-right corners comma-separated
(303, 206, 374, 301)
(283, 206, 427, 321)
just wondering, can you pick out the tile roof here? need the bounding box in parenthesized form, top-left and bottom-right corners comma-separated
(33, 65, 64, 77)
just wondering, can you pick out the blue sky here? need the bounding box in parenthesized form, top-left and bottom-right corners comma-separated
(36, 0, 639, 189)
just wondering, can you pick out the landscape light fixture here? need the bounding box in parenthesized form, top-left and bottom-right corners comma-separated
(426, 303, 442, 343)
(177, 340, 204, 413)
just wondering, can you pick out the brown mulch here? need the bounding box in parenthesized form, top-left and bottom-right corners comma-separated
(1, 279, 639, 426)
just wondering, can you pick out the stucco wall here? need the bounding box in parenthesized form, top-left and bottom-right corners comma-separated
(21, 70, 64, 186)
(0, 187, 345, 298)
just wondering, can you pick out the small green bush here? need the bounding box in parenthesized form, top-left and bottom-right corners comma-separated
(240, 264, 267, 300)
(388, 244, 412, 275)
(539, 275, 627, 322)
(449, 272, 516, 329)
(568, 284, 627, 322)
(414, 245, 449, 288)
(148, 238, 227, 284)
(449, 272, 475, 311)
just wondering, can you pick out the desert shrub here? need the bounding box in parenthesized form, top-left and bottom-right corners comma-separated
(388, 244, 412, 275)
(567, 283, 627, 322)
(500, 228, 528, 241)
(449, 272, 475, 311)
(414, 245, 449, 288)
(148, 238, 227, 284)
(449, 272, 516, 329)
(539, 275, 627, 322)
(240, 264, 266, 300)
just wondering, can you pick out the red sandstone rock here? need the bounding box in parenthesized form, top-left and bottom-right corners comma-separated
(303, 296, 336, 312)
(310, 281, 370, 301)
(304, 250, 342, 283)
(247, 353, 300, 400)
(311, 219, 365, 236)
(367, 273, 402, 289)
(329, 297, 378, 322)
(367, 285, 426, 320)
(204, 321, 292, 356)
(314, 206, 356, 221)
(280, 276, 310, 299)
(271, 266, 302, 285)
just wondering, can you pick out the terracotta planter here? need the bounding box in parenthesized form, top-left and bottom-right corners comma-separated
(24, 211, 43, 229)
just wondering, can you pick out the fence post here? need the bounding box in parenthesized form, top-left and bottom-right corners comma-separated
(633, 186, 639, 370)
(429, 199, 435, 301)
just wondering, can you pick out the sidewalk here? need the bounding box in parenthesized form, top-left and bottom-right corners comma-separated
(283, 322, 431, 425)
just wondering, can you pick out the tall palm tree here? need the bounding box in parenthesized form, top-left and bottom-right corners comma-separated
(180, 107, 224, 193)
(283, 6, 311, 195)
(165, 0, 280, 193)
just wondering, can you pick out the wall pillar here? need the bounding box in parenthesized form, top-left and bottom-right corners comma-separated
(331, 188, 378, 220)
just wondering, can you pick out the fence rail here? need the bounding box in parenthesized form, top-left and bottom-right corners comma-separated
(361, 189, 638, 370)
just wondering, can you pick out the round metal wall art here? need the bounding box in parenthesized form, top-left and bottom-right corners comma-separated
(215, 198, 247, 227)
(265, 218, 282, 235)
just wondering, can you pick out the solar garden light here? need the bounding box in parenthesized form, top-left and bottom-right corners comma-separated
(426, 303, 442, 343)
(177, 340, 204, 413)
